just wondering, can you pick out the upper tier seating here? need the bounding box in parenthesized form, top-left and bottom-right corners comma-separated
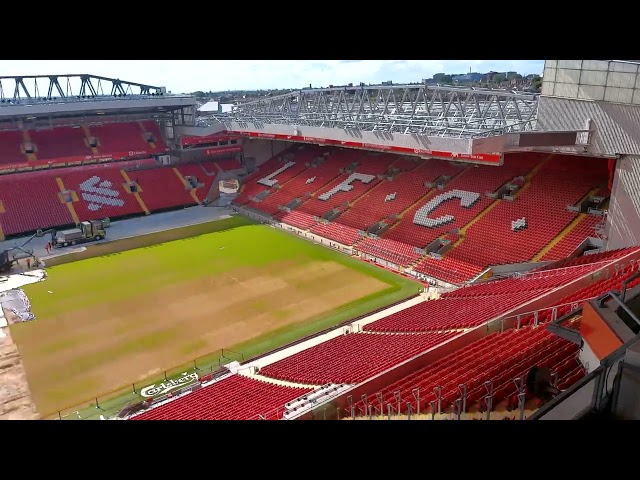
(90, 122, 153, 154)
(214, 158, 242, 171)
(259, 331, 459, 385)
(0, 130, 27, 166)
(30, 127, 93, 160)
(139, 121, 168, 150)
(391, 157, 420, 172)
(0, 122, 167, 169)
(131, 374, 312, 420)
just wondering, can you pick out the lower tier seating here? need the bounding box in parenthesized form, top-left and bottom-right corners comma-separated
(61, 166, 145, 220)
(274, 210, 318, 230)
(412, 255, 483, 285)
(133, 168, 196, 211)
(310, 222, 362, 245)
(0, 171, 74, 235)
(0, 161, 225, 238)
(356, 237, 423, 266)
(131, 374, 312, 420)
(176, 162, 217, 202)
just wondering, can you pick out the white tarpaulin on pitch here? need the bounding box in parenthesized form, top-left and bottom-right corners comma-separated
(0, 269, 46, 324)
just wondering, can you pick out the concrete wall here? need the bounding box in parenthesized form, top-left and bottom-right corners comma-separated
(607, 155, 640, 249)
(45, 220, 231, 267)
(177, 124, 227, 137)
(242, 139, 290, 167)
(490, 261, 551, 275)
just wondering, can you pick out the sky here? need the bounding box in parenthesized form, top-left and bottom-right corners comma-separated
(0, 60, 544, 94)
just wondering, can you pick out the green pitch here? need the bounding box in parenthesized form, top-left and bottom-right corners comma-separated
(12, 215, 421, 418)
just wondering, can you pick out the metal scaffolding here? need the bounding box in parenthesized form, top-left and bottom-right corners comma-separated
(204, 84, 539, 139)
(0, 74, 165, 104)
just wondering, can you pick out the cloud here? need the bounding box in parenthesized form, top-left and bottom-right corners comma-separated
(0, 60, 544, 94)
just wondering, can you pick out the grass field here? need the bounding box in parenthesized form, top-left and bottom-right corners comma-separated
(11, 216, 421, 418)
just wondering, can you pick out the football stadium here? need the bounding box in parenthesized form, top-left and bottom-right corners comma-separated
(1, 60, 640, 421)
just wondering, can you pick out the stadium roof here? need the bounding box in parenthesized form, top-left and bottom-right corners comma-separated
(0, 74, 195, 123)
(202, 84, 540, 139)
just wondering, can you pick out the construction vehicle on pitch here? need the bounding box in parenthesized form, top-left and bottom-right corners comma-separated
(50, 220, 108, 248)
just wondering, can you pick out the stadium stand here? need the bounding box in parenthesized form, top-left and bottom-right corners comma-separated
(447, 155, 607, 270)
(139, 121, 168, 151)
(412, 255, 483, 284)
(0, 122, 168, 169)
(0, 105, 625, 421)
(213, 159, 242, 171)
(356, 237, 423, 266)
(131, 374, 312, 420)
(274, 210, 319, 230)
(238, 150, 610, 285)
(0, 158, 226, 237)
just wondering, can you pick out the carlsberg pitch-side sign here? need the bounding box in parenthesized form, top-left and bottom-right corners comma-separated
(140, 372, 199, 398)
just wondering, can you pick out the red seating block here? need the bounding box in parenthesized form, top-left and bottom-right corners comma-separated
(259, 331, 458, 385)
(0, 171, 74, 234)
(131, 374, 311, 420)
